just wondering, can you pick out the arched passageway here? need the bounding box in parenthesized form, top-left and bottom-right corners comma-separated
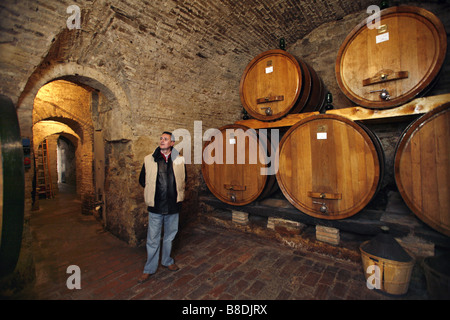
(32, 80, 104, 219)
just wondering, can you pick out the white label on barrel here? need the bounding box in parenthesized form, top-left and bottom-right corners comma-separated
(265, 66, 273, 74)
(376, 32, 389, 44)
(317, 132, 327, 140)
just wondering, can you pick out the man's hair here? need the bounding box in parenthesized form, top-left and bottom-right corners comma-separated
(162, 131, 175, 142)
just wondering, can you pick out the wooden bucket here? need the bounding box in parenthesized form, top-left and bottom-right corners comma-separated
(360, 241, 415, 295)
(276, 114, 384, 219)
(202, 124, 277, 206)
(336, 6, 447, 109)
(394, 103, 450, 237)
(240, 49, 325, 121)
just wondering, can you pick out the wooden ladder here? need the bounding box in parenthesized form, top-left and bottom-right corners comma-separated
(37, 139, 53, 199)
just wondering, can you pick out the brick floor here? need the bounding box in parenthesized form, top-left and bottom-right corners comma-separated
(12, 188, 430, 305)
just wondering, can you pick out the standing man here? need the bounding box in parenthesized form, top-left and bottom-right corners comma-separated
(137, 131, 186, 283)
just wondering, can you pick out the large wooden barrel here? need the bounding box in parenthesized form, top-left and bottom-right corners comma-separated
(276, 114, 384, 219)
(240, 49, 325, 121)
(336, 6, 447, 109)
(202, 124, 277, 206)
(394, 103, 450, 236)
(0, 95, 24, 277)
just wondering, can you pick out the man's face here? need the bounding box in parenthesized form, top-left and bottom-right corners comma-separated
(160, 133, 174, 150)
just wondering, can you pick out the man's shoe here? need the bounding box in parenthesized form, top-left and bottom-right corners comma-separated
(137, 273, 151, 283)
(166, 263, 179, 271)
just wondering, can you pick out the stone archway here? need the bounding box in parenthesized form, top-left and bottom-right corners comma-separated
(32, 120, 80, 203)
(17, 59, 137, 243)
(32, 80, 96, 214)
(16, 61, 132, 217)
(18, 62, 132, 142)
(15, 27, 138, 244)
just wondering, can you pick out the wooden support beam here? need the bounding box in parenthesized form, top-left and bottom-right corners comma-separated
(236, 94, 450, 129)
(200, 194, 450, 248)
(200, 195, 397, 236)
(235, 112, 319, 129)
(326, 93, 450, 122)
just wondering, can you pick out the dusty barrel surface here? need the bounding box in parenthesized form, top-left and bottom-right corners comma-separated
(394, 103, 450, 236)
(240, 49, 325, 121)
(276, 114, 384, 219)
(336, 6, 447, 109)
(202, 124, 277, 206)
(0, 95, 24, 277)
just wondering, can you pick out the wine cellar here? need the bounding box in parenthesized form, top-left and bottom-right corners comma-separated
(1, 0, 449, 301)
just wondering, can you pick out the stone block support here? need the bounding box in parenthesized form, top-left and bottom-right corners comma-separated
(232, 210, 249, 226)
(267, 217, 305, 235)
(316, 225, 340, 245)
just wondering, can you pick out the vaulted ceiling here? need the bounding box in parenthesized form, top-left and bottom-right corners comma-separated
(98, 0, 386, 55)
(176, 0, 377, 49)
